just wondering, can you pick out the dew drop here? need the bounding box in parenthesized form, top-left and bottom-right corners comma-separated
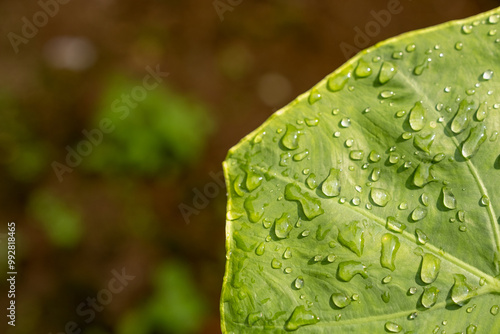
(412, 207, 428, 221)
(408, 287, 417, 295)
(415, 229, 429, 245)
(450, 274, 474, 306)
(413, 133, 436, 153)
(355, 59, 372, 78)
(306, 173, 317, 189)
(441, 187, 457, 210)
(271, 258, 282, 269)
(491, 305, 499, 315)
(482, 69, 494, 81)
(462, 24, 473, 34)
(396, 110, 406, 118)
(409, 101, 426, 131)
(331, 292, 351, 308)
(308, 88, 322, 105)
(274, 213, 295, 239)
(380, 90, 395, 98)
(388, 152, 400, 165)
(369, 150, 381, 162)
(488, 14, 500, 24)
(421, 286, 439, 308)
(406, 43, 416, 52)
(351, 197, 360, 206)
(412, 163, 435, 188)
(327, 66, 352, 92)
(337, 260, 368, 281)
(386, 216, 406, 233)
(408, 312, 418, 320)
(350, 150, 365, 161)
(399, 202, 408, 210)
(433, 153, 446, 163)
(285, 183, 324, 220)
(420, 253, 441, 284)
(321, 168, 341, 197)
(244, 194, 266, 223)
(451, 100, 474, 134)
(382, 275, 392, 284)
(455, 42, 463, 50)
(380, 233, 400, 271)
(378, 61, 397, 84)
(327, 254, 337, 263)
(283, 247, 292, 259)
(481, 195, 490, 206)
(370, 167, 381, 182)
(284, 305, 319, 331)
(385, 321, 403, 333)
(340, 117, 351, 128)
(414, 58, 430, 76)
(475, 102, 488, 121)
(338, 220, 365, 256)
(381, 291, 391, 303)
(255, 242, 265, 256)
(293, 150, 309, 161)
(281, 124, 302, 150)
(370, 188, 391, 207)
(462, 123, 486, 159)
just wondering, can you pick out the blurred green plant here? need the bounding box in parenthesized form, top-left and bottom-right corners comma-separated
(0, 92, 49, 183)
(117, 261, 207, 334)
(83, 75, 215, 176)
(28, 189, 83, 248)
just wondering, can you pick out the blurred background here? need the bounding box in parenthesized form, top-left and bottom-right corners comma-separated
(0, 0, 498, 333)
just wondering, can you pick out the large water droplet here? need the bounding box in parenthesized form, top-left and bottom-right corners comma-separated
(380, 233, 400, 271)
(327, 66, 352, 92)
(247, 311, 263, 326)
(294, 276, 304, 289)
(293, 150, 309, 161)
(412, 207, 428, 221)
(413, 133, 436, 153)
(409, 101, 426, 131)
(337, 261, 368, 281)
(370, 188, 391, 207)
(475, 102, 488, 121)
(441, 187, 457, 210)
(285, 183, 324, 220)
(271, 258, 282, 269)
(415, 229, 429, 245)
(244, 194, 266, 223)
(274, 213, 295, 239)
(385, 321, 403, 333)
(420, 253, 441, 284)
(482, 69, 494, 80)
(462, 123, 486, 159)
(340, 117, 351, 128)
(370, 167, 381, 182)
(321, 168, 341, 197)
(280, 152, 292, 167)
(481, 194, 490, 206)
(255, 242, 265, 256)
(467, 324, 478, 334)
(308, 88, 322, 105)
(421, 286, 439, 308)
(331, 292, 351, 308)
(233, 174, 246, 196)
(349, 150, 365, 161)
(306, 174, 317, 189)
(281, 124, 302, 150)
(283, 247, 292, 259)
(338, 221, 365, 256)
(379, 61, 397, 84)
(451, 274, 474, 306)
(412, 163, 435, 188)
(355, 59, 372, 78)
(451, 100, 474, 134)
(369, 150, 381, 162)
(284, 305, 320, 331)
(491, 305, 499, 315)
(386, 216, 406, 233)
(414, 58, 430, 76)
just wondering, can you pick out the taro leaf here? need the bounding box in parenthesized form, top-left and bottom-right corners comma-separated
(221, 8, 500, 334)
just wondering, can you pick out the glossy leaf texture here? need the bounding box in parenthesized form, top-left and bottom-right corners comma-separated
(221, 7, 500, 334)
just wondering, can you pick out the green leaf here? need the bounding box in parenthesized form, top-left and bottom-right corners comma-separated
(221, 7, 500, 334)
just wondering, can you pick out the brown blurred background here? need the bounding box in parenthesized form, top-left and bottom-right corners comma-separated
(0, 0, 499, 333)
